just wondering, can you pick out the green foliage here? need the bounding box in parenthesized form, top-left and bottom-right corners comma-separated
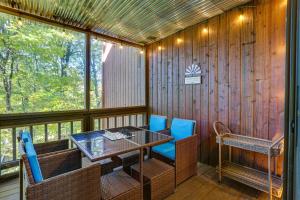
(0, 13, 105, 167)
(0, 14, 87, 113)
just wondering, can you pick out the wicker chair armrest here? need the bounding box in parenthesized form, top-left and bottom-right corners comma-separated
(38, 149, 82, 179)
(158, 129, 171, 136)
(175, 134, 198, 164)
(270, 135, 284, 148)
(175, 134, 198, 184)
(26, 163, 101, 200)
(33, 139, 69, 155)
(37, 148, 77, 158)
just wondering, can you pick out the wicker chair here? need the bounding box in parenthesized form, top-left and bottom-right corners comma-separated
(21, 149, 102, 200)
(139, 115, 168, 132)
(150, 118, 198, 185)
(18, 131, 70, 200)
(112, 115, 168, 174)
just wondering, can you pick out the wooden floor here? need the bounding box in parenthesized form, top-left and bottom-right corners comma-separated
(0, 163, 268, 200)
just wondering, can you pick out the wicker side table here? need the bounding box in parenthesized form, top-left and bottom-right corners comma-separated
(131, 158, 175, 200)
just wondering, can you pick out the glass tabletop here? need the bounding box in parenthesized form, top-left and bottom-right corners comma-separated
(71, 126, 172, 162)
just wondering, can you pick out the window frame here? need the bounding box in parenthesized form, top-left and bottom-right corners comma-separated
(0, 12, 148, 132)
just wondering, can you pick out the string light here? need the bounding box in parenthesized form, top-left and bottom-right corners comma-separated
(17, 17, 22, 26)
(280, 0, 287, 8)
(202, 28, 208, 34)
(140, 50, 144, 54)
(119, 45, 123, 49)
(177, 38, 182, 44)
(158, 46, 162, 51)
(239, 14, 245, 22)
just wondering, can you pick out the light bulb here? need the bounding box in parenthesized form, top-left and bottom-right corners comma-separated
(239, 14, 245, 21)
(177, 38, 182, 44)
(17, 18, 22, 26)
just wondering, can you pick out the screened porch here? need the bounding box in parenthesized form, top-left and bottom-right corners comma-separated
(0, 0, 294, 200)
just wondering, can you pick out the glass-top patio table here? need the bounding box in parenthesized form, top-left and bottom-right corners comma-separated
(70, 126, 173, 198)
(70, 126, 173, 162)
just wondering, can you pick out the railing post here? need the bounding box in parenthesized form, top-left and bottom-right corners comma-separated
(29, 126, 33, 142)
(58, 122, 61, 140)
(44, 124, 48, 142)
(84, 32, 91, 132)
(12, 128, 16, 161)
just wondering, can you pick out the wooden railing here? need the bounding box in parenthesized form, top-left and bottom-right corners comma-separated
(0, 106, 147, 179)
(93, 113, 146, 130)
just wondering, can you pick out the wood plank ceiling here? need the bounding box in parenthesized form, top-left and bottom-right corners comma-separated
(0, 0, 250, 44)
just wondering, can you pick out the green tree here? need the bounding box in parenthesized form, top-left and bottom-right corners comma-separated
(0, 14, 89, 113)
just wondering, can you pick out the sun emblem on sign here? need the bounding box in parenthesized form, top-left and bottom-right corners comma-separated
(185, 64, 201, 77)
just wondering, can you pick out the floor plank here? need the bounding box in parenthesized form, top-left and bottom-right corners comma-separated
(0, 163, 269, 200)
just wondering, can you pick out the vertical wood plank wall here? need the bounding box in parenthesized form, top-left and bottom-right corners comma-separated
(103, 45, 146, 108)
(147, 0, 286, 171)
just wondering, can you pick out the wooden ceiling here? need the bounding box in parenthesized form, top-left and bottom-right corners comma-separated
(0, 0, 250, 45)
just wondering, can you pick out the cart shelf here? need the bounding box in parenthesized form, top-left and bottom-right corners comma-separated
(216, 134, 284, 156)
(213, 121, 284, 200)
(217, 161, 283, 198)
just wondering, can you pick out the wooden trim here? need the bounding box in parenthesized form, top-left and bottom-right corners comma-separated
(145, 47, 150, 124)
(0, 5, 143, 49)
(0, 171, 18, 183)
(0, 106, 147, 128)
(283, 0, 297, 199)
(89, 106, 147, 117)
(0, 160, 19, 170)
(85, 33, 91, 111)
(84, 33, 92, 131)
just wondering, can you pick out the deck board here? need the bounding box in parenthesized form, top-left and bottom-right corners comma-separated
(0, 162, 268, 200)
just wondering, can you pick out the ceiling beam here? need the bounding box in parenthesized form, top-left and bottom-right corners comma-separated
(0, 5, 144, 49)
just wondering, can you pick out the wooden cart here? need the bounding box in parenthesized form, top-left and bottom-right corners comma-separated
(213, 121, 284, 200)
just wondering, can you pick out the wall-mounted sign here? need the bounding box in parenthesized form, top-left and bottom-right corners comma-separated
(185, 64, 202, 85)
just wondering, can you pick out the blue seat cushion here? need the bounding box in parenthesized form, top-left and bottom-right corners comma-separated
(171, 118, 195, 141)
(152, 142, 175, 160)
(21, 131, 32, 143)
(25, 141, 43, 183)
(149, 115, 167, 132)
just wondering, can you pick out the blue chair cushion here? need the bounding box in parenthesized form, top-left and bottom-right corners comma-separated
(25, 141, 43, 183)
(21, 131, 32, 143)
(171, 118, 195, 141)
(152, 142, 175, 160)
(149, 115, 167, 132)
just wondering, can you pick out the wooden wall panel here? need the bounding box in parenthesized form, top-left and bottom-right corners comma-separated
(208, 16, 219, 165)
(199, 22, 209, 164)
(147, 0, 286, 171)
(172, 33, 179, 123)
(192, 24, 201, 158)
(178, 31, 186, 119)
(253, 0, 271, 171)
(228, 8, 242, 164)
(167, 36, 174, 124)
(103, 45, 145, 108)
